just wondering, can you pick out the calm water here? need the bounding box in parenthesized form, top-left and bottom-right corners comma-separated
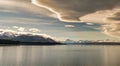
(0, 45, 120, 66)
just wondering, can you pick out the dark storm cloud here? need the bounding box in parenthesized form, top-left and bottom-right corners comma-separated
(1, 0, 120, 39)
(107, 12, 120, 22)
(32, 0, 120, 22)
(32, 0, 120, 38)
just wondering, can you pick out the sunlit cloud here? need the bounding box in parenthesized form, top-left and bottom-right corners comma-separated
(32, 0, 120, 22)
(0, 0, 119, 40)
(64, 25, 75, 28)
(29, 28, 41, 32)
(32, 0, 120, 39)
(86, 23, 94, 25)
(102, 23, 120, 38)
(17, 27, 25, 32)
(12, 26, 41, 33)
(13, 26, 19, 29)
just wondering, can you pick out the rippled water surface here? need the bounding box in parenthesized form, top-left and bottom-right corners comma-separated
(0, 45, 120, 66)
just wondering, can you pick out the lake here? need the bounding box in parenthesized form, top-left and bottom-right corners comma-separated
(0, 45, 120, 66)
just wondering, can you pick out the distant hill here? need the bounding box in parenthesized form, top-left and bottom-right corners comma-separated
(0, 39, 20, 45)
(0, 32, 57, 43)
(0, 39, 62, 45)
(0, 32, 61, 45)
(82, 42, 120, 45)
(63, 39, 120, 45)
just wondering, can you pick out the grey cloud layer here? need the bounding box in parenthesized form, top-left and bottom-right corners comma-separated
(33, 0, 120, 22)
(1, 0, 120, 39)
(33, 0, 120, 39)
(0, 0, 55, 19)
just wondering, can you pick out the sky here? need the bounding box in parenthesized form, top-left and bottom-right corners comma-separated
(0, 0, 120, 41)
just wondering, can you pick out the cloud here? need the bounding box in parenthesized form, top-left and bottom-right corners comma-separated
(32, 0, 120, 39)
(0, 9, 17, 13)
(104, 12, 120, 23)
(1, 0, 120, 39)
(0, 17, 41, 24)
(17, 27, 25, 32)
(13, 26, 19, 29)
(86, 23, 94, 25)
(64, 25, 75, 28)
(12, 26, 41, 33)
(29, 28, 41, 32)
(102, 23, 120, 38)
(0, 0, 55, 18)
(102, 11, 120, 38)
(32, 0, 120, 22)
(0, 29, 57, 42)
(12, 26, 26, 31)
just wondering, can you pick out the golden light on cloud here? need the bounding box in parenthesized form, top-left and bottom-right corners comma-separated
(32, 0, 120, 22)
(0, 0, 120, 40)
(32, 0, 81, 22)
(17, 27, 25, 32)
(65, 25, 75, 28)
(102, 24, 120, 38)
(31, 0, 62, 22)
(32, 0, 120, 39)
(29, 28, 41, 32)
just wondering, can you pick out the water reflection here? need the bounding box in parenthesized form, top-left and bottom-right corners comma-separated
(0, 45, 119, 66)
(103, 46, 120, 66)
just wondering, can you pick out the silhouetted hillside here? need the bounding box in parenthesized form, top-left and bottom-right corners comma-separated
(82, 42, 120, 45)
(0, 39, 62, 45)
(0, 31, 62, 45)
(0, 39, 20, 45)
(21, 42, 62, 45)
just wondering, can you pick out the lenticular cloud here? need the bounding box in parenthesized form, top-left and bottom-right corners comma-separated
(32, 0, 120, 38)
(32, 0, 120, 22)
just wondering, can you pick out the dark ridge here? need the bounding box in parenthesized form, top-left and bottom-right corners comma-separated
(0, 39, 20, 44)
(64, 42, 120, 45)
(0, 39, 120, 46)
(20, 42, 62, 45)
(81, 42, 120, 45)
(0, 39, 62, 46)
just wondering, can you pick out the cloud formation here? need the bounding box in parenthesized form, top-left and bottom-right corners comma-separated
(17, 27, 25, 32)
(0, 0, 55, 18)
(65, 25, 75, 28)
(12, 26, 41, 33)
(102, 23, 120, 38)
(32, 0, 120, 22)
(105, 12, 120, 23)
(32, 0, 120, 39)
(1, 0, 120, 39)
(29, 28, 41, 32)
